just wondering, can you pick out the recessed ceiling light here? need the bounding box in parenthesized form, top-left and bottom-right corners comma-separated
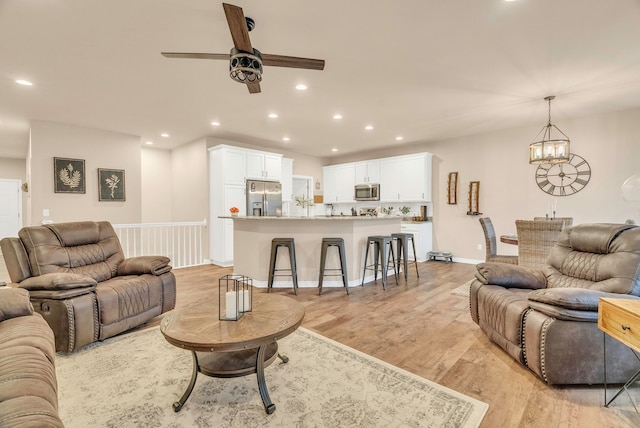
(282, 137, 290, 142)
(268, 113, 278, 119)
(365, 125, 374, 131)
(211, 121, 220, 126)
(331, 148, 338, 152)
(395, 136, 404, 141)
(160, 133, 169, 138)
(16, 79, 33, 86)
(333, 114, 343, 120)
(145, 141, 154, 145)
(295, 84, 308, 91)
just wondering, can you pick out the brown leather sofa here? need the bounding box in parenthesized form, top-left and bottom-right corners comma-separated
(0, 287, 64, 427)
(471, 223, 640, 385)
(0, 221, 176, 352)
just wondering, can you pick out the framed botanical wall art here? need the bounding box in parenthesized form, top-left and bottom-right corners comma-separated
(98, 168, 126, 201)
(54, 157, 86, 193)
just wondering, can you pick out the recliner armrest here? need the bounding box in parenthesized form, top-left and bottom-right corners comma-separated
(527, 288, 640, 321)
(117, 256, 172, 276)
(19, 272, 97, 292)
(475, 262, 547, 289)
(0, 287, 33, 322)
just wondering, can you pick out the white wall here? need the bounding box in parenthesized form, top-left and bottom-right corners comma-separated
(331, 108, 640, 261)
(141, 147, 172, 222)
(29, 121, 142, 225)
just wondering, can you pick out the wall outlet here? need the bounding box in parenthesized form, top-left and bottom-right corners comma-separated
(43, 208, 50, 217)
(477, 244, 483, 251)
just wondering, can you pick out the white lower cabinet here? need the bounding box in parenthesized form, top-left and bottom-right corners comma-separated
(400, 222, 433, 262)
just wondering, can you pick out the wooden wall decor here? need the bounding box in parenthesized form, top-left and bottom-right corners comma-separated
(467, 181, 481, 215)
(447, 172, 458, 204)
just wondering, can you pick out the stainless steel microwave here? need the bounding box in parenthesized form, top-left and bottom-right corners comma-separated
(354, 183, 380, 201)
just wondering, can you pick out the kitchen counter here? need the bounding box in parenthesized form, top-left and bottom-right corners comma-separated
(225, 216, 401, 289)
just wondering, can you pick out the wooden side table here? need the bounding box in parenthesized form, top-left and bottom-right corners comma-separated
(598, 297, 640, 409)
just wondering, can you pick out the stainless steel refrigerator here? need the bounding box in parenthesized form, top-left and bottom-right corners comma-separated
(246, 180, 282, 216)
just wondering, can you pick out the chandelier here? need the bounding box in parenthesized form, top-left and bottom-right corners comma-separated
(229, 48, 263, 84)
(529, 95, 570, 164)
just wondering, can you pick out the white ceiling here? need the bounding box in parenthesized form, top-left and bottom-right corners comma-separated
(2, 0, 640, 159)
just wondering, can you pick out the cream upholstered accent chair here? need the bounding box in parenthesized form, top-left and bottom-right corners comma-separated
(479, 217, 518, 264)
(471, 223, 640, 385)
(515, 219, 567, 269)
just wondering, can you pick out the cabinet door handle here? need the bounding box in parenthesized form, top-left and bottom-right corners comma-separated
(622, 324, 632, 331)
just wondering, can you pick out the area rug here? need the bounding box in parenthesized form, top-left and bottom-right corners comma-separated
(450, 279, 474, 297)
(56, 326, 488, 428)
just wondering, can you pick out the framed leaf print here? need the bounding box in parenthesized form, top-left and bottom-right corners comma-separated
(54, 157, 86, 193)
(98, 168, 126, 201)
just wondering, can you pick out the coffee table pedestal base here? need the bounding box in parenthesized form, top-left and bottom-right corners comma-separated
(172, 342, 284, 414)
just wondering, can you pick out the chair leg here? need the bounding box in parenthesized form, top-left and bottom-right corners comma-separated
(373, 241, 379, 281)
(388, 242, 398, 284)
(268, 244, 277, 293)
(361, 241, 371, 287)
(318, 242, 327, 295)
(289, 244, 298, 295)
(410, 237, 419, 278)
(338, 244, 349, 295)
(379, 242, 387, 290)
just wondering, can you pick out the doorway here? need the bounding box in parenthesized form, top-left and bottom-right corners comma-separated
(291, 175, 313, 217)
(0, 179, 22, 240)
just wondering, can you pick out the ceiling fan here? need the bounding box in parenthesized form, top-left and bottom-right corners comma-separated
(161, 3, 325, 94)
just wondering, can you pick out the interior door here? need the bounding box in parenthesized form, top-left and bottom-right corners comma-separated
(0, 179, 22, 240)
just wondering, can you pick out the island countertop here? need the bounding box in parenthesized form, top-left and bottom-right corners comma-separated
(220, 215, 415, 221)
(228, 215, 402, 289)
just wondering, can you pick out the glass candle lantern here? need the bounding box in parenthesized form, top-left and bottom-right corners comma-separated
(218, 274, 253, 321)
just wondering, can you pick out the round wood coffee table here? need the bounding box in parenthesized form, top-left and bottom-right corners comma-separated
(160, 293, 305, 414)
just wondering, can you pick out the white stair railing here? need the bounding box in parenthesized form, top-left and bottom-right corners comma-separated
(113, 220, 207, 269)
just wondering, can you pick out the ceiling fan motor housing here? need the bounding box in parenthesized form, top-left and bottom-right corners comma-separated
(229, 48, 263, 84)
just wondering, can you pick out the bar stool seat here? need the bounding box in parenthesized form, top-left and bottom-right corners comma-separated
(391, 232, 420, 280)
(318, 237, 349, 295)
(268, 238, 298, 295)
(361, 235, 398, 290)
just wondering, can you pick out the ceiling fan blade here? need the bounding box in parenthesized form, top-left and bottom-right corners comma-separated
(223, 3, 253, 53)
(247, 82, 261, 94)
(261, 54, 325, 70)
(161, 52, 230, 60)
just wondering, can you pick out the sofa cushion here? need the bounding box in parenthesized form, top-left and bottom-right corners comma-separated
(475, 262, 547, 289)
(546, 224, 640, 294)
(0, 288, 33, 322)
(19, 221, 125, 282)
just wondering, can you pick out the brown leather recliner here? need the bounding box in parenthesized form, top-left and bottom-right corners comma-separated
(1, 221, 176, 352)
(471, 223, 640, 385)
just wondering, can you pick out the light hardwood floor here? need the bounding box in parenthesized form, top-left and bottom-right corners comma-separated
(161, 262, 640, 428)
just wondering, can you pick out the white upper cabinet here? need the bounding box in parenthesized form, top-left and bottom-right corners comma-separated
(354, 160, 381, 184)
(323, 163, 356, 203)
(328, 152, 432, 203)
(222, 148, 247, 186)
(247, 150, 282, 181)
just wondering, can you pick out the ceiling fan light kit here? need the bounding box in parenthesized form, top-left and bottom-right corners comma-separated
(229, 48, 263, 84)
(161, 3, 325, 94)
(529, 95, 571, 165)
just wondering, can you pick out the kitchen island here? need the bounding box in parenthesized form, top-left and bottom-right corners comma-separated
(221, 216, 402, 290)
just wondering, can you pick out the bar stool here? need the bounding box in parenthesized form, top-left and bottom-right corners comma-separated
(392, 232, 420, 280)
(361, 235, 398, 290)
(318, 237, 349, 295)
(268, 238, 298, 295)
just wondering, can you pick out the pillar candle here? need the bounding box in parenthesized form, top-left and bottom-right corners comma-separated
(225, 291, 237, 319)
(241, 289, 251, 312)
